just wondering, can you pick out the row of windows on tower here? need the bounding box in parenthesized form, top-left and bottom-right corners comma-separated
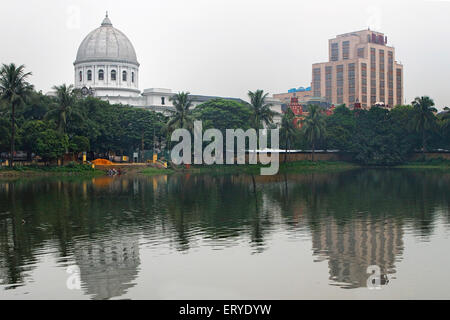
(79, 70, 135, 83)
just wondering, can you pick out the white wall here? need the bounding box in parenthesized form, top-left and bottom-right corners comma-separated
(74, 61, 140, 97)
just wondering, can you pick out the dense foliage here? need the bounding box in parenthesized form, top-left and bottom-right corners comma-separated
(323, 104, 449, 165)
(0, 89, 168, 162)
(192, 98, 253, 131)
(0, 63, 34, 166)
(1, 64, 449, 166)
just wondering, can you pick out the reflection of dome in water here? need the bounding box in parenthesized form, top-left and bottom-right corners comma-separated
(73, 232, 140, 300)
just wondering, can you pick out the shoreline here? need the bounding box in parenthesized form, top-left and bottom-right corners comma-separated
(140, 160, 450, 176)
(0, 164, 104, 178)
(2, 160, 449, 179)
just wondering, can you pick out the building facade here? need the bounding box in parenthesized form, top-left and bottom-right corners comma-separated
(274, 85, 332, 116)
(72, 14, 283, 121)
(273, 86, 314, 104)
(312, 29, 403, 109)
(74, 14, 141, 102)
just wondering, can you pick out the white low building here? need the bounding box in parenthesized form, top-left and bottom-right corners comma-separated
(72, 13, 282, 122)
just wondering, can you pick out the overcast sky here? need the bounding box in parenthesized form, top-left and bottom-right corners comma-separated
(1, 0, 449, 108)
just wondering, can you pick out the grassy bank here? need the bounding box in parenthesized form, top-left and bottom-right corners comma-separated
(146, 161, 359, 176)
(0, 163, 104, 177)
(7, 158, 447, 179)
(396, 158, 450, 169)
(140, 167, 175, 176)
(139, 159, 450, 177)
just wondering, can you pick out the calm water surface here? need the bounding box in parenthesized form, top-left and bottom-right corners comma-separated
(0, 169, 449, 299)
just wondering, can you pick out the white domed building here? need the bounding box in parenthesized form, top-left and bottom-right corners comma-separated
(74, 13, 142, 105)
(72, 13, 282, 121)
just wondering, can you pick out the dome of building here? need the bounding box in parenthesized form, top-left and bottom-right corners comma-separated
(74, 13, 141, 101)
(75, 14, 139, 66)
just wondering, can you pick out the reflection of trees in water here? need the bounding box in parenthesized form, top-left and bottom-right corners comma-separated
(0, 169, 449, 291)
(161, 174, 268, 252)
(0, 182, 40, 288)
(263, 169, 449, 288)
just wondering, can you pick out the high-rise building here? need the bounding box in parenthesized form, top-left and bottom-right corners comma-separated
(312, 29, 403, 109)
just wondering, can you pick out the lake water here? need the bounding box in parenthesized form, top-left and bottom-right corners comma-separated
(0, 169, 449, 300)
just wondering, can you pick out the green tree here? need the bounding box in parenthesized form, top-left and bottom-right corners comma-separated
(20, 91, 53, 120)
(324, 104, 355, 151)
(351, 107, 411, 165)
(45, 84, 82, 133)
(0, 117, 10, 152)
(302, 105, 326, 161)
(193, 98, 254, 157)
(119, 108, 165, 156)
(67, 97, 167, 156)
(18, 120, 68, 162)
(193, 98, 252, 130)
(0, 63, 33, 166)
(18, 120, 48, 156)
(390, 105, 418, 150)
(69, 136, 90, 154)
(35, 129, 68, 163)
(411, 96, 437, 153)
(247, 90, 275, 129)
(167, 92, 194, 131)
(280, 108, 297, 163)
(436, 110, 450, 150)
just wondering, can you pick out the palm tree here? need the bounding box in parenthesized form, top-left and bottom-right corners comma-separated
(247, 90, 275, 129)
(280, 108, 297, 163)
(302, 104, 326, 161)
(45, 84, 82, 133)
(411, 96, 437, 153)
(0, 63, 33, 167)
(167, 92, 194, 131)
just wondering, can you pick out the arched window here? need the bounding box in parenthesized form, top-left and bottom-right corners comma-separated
(87, 70, 92, 81)
(122, 71, 127, 81)
(98, 69, 104, 81)
(79, 71, 82, 82)
(131, 72, 135, 83)
(111, 70, 117, 81)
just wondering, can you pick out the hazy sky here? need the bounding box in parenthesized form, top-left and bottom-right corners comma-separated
(1, 0, 449, 108)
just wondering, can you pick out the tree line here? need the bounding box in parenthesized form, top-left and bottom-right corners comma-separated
(1, 63, 449, 167)
(168, 87, 449, 166)
(0, 64, 168, 165)
(295, 98, 450, 165)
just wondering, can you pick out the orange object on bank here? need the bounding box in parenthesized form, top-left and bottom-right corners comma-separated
(92, 159, 113, 165)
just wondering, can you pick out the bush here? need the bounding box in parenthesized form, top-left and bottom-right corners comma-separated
(65, 161, 78, 168)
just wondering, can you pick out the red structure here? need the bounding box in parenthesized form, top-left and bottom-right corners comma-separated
(289, 96, 303, 115)
(325, 104, 336, 116)
(284, 97, 337, 128)
(288, 97, 306, 128)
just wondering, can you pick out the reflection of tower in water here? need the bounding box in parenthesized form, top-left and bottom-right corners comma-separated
(0, 260, 7, 285)
(311, 217, 403, 288)
(72, 232, 140, 300)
